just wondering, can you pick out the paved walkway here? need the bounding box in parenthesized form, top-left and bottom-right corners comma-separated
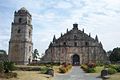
(54, 66, 102, 80)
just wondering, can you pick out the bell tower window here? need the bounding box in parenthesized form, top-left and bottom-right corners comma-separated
(29, 46, 31, 52)
(17, 29, 21, 33)
(29, 30, 31, 38)
(19, 18, 22, 23)
(28, 20, 30, 24)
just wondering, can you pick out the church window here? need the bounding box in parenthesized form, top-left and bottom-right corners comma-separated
(28, 20, 30, 24)
(63, 42, 66, 46)
(74, 42, 77, 46)
(74, 35, 77, 39)
(17, 29, 21, 33)
(85, 42, 89, 46)
(19, 18, 22, 23)
(29, 46, 31, 52)
(29, 30, 31, 38)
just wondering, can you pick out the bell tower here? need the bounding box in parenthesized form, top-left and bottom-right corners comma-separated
(8, 7, 33, 64)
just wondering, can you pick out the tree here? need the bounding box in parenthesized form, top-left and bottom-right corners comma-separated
(32, 49, 39, 60)
(109, 47, 120, 63)
(0, 50, 7, 54)
(107, 50, 112, 56)
(0, 50, 8, 61)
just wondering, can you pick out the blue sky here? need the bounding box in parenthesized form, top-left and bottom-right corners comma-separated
(0, 0, 120, 56)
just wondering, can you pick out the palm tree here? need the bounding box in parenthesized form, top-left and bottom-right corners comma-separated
(32, 49, 39, 60)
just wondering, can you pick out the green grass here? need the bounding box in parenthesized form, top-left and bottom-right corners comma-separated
(108, 73, 120, 80)
(95, 66, 104, 73)
(95, 66, 120, 80)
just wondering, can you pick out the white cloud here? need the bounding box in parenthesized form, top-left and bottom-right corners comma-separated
(0, 0, 120, 54)
(53, 1, 73, 9)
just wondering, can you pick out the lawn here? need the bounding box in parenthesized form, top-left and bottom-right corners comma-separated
(107, 73, 120, 80)
(0, 71, 53, 80)
(0, 65, 58, 80)
(95, 66, 104, 73)
(89, 66, 120, 80)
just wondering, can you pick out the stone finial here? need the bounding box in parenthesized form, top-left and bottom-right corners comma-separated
(82, 28, 84, 33)
(67, 28, 68, 33)
(14, 11, 17, 14)
(53, 35, 56, 42)
(89, 33, 91, 37)
(95, 35, 99, 42)
(61, 33, 63, 37)
(73, 23, 78, 30)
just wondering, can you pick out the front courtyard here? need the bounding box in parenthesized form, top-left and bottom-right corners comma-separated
(0, 64, 120, 80)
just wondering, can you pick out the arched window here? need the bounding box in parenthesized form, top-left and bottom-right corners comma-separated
(74, 35, 77, 39)
(29, 46, 31, 52)
(74, 42, 77, 46)
(28, 20, 30, 24)
(17, 29, 21, 33)
(85, 42, 89, 46)
(19, 18, 22, 23)
(29, 30, 31, 38)
(63, 42, 66, 46)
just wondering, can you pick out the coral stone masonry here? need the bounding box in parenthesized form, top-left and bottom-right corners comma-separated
(8, 7, 33, 65)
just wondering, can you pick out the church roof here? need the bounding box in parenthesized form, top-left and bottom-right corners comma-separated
(19, 7, 28, 12)
(49, 23, 101, 47)
(15, 7, 31, 17)
(56, 23, 95, 41)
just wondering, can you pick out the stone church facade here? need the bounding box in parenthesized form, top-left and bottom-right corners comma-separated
(41, 24, 107, 65)
(8, 7, 33, 65)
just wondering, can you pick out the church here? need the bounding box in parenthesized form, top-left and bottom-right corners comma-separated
(41, 24, 107, 65)
(8, 7, 107, 65)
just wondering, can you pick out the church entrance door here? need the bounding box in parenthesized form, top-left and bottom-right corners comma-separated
(72, 54, 80, 66)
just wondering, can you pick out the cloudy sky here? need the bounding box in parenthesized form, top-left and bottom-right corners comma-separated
(0, 0, 120, 55)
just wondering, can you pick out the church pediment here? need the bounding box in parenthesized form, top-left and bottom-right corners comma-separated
(49, 23, 101, 47)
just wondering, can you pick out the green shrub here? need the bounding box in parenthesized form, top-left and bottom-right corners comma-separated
(4, 61, 15, 73)
(96, 62, 104, 66)
(16, 66, 40, 71)
(59, 64, 72, 73)
(108, 68, 117, 74)
(81, 64, 88, 71)
(0, 72, 17, 79)
(110, 65, 120, 72)
(40, 66, 49, 74)
(59, 67, 67, 73)
(115, 66, 120, 72)
(0, 62, 4, 73)
(0, 62, 17, 79)
(86, 68, 96, 73)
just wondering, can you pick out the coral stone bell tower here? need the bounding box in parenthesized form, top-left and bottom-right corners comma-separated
(8, 7, 33, 65)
